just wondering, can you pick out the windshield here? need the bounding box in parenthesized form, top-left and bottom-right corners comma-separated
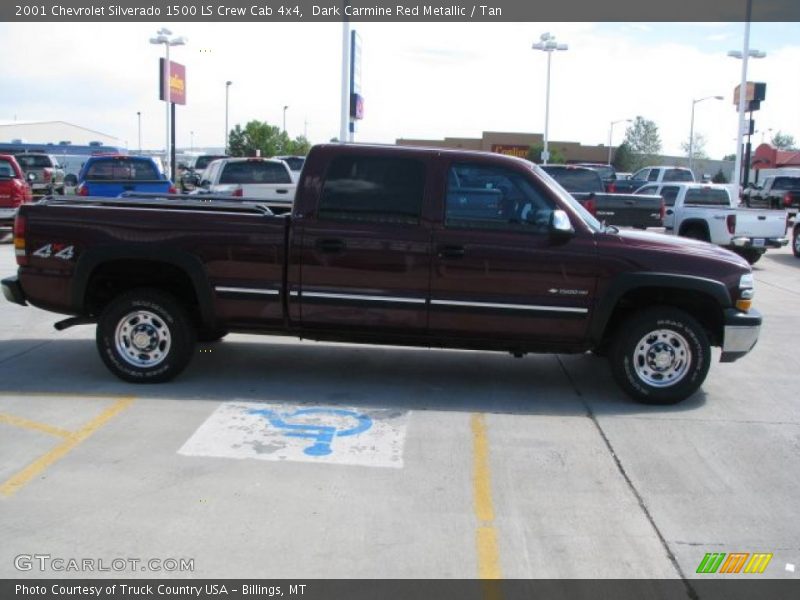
(15, 154, 53, 169)
(195, 155, 227, 170)
(773, 177, 800, 191)
(86, 158, 160, 181)
(0, 159, 16, 178)
(220, 160, 292, 184)
(531, 164, 603, 232)
(280, 157, 305, 171)
(685, 187, 730, 206)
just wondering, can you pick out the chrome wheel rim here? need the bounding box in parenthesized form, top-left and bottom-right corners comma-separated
(114, 310, 171, 368)
(632, 329, 691, 388)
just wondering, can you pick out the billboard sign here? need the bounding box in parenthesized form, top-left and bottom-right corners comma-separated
(733, 82, 766, 112)
(158, 58, 187, 105)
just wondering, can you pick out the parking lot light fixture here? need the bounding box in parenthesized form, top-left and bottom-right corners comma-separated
(283, 105, 289, 135)
(608, 119, 632, 165)
(150, 29, 187, 182)
(688, 96, 723, 173)
(532, 33, 568, 165)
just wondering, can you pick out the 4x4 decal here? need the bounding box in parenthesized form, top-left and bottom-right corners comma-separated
(32, 243, 75, 261)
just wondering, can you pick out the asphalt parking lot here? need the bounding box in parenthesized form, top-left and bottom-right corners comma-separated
(0, 240, 797, 581)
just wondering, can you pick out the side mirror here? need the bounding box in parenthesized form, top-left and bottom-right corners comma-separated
(549, 209, 575, 239)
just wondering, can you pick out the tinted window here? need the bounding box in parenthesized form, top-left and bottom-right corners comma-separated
(195, 155, 227, 170)
(446, 163, 554, 232)
(0, 160, 14, 178)
(16, 155, 53, 169)
(540, 167, 603, 193)
(579, 165, 614, 180)
(319, 156, 425, 224)
(281, 157, 305, 171)
(632, 169, 649, 181)
(684, 188, 730, 206)
(219, 161, 291, 184)
(661, 186, 680, 206)
(772, 177, 800, 191)
(647, 170, 660, 182)
(664, 169, 693, 182)
(86, 158, 160, 181)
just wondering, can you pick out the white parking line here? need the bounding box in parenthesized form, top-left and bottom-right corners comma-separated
(178, 401, 408, 468)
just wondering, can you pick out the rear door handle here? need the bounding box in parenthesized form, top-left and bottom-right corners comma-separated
(276, 189, 289, 194)
(437, 245, 465, 259)
(625, 199, 635, 205)
(316, 238, 346, 253)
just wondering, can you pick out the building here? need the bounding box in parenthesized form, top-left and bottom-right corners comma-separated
(0, 120, 123, 148)
(751, 143, 800, 171)
(396, 130, 734, 180)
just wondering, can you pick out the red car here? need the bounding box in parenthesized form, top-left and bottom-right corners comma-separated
(0, 154, 33, 227)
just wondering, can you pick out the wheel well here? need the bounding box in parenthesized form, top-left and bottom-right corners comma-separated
(678, 219, 710, 239)
(601, 287, 724, 348)
(84, 260, 200, 322)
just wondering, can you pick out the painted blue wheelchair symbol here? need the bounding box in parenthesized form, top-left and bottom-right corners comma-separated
(248, 407, 373, 456)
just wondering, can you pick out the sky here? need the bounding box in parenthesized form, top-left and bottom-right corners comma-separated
(0, 21, 798, 159)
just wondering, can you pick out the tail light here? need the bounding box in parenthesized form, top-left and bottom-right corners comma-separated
(13, 214, 27, 266)
(76, 184, 88, 196)
(232, 187, 244, 197)
(784, 192, 793, 208)
(607, 182, 617, 193)
(10, 180, 26, 207)
(659, 199, 665, 222)
(168, 185, 177, 194)
(43, 168, 52, 182)
(583, 197, 596, 215)
(726, 214, 737, 235)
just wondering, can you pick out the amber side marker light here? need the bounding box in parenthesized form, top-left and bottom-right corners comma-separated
(736, 274, 754, 312)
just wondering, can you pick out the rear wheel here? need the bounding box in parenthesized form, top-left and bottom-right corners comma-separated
(736, 248, 763, 265)
(681, 226, 708, 242)
(793, 226, 800, 258)
(96, 289, 195, 383)
(609, 307, 711, 405)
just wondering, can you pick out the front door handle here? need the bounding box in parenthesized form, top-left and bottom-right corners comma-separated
(316, 238, 346, 253)
(437, 245, 465, 259)
(665, 209, 674, 215)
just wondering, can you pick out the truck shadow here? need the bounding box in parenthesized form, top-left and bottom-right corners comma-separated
(762, 252, 800, 268)
(0, 336, 707, 417)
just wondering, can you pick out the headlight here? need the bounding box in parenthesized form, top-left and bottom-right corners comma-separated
(736, 274, 755, 311)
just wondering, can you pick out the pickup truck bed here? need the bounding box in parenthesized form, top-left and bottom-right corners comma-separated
(3, 144, 762, 405)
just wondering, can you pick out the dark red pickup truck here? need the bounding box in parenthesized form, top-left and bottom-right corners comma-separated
(2, 144, 761, 404)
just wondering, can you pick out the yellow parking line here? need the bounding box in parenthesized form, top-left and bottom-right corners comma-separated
(471, 413, 502, 580)
(0, 413, 72, 439)
(0, 396, 134, 498)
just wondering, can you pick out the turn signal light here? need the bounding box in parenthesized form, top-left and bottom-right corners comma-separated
(13, 215, 27, 266)
(735, 298, 752, 312)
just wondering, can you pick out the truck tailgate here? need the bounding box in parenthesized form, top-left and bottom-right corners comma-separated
(578, 193, 663, 228)
(85, 180, 171, 197)
(735, 209, 788, 239)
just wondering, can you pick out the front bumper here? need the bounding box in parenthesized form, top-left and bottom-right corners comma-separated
(720, 307, 761, 363)
(2, 275, 27, 306)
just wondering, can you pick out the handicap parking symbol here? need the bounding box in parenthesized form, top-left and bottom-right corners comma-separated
(248, 407, 373, 457)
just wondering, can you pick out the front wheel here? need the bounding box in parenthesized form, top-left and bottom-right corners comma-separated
(735, 248, 763, 265)
(609, 307, 711, 405)
(96, 289, 196, 383)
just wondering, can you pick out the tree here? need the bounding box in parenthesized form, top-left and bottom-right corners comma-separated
(526, 143, 565, 165)
(612, 141, 635, 172)
(771, 130, 796, 150)
(722, 153, 736, 162)
(228, 120, 312, 157)
(681, 133, 708, 160)
(623, 116, 662, 171)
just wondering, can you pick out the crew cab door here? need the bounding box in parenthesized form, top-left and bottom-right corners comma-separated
(428, 160, 597, 345)
(293, 152, 431, 333)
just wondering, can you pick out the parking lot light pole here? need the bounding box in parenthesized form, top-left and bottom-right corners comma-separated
(688, 96, 723, 174)
(225, 81, 232, 154)
(607, 119, 631, 165)
(136, 111, 141, 154)
(150, 28, 186, 181)
(532, 33, 568, 165)
(283, 105, 289, 135)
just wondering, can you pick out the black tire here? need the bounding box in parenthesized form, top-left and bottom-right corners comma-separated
(681, 226, 708, 242)
(609, 307, 711, 405)
(96, 289, 196, 383)
(793, 226, 800, 258)
(736, 248, 763, 265)
(197, 328, 228, 343)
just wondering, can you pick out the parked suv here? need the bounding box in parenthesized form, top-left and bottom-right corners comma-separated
(14, 153, 65, 196)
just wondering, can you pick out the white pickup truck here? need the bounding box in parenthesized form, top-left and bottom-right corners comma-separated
(196, 157, 296, 202)
(634, 182, 788, 264)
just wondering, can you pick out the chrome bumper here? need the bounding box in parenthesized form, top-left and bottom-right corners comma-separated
(720, 308, 761, 363)
(730, 236, 789, 248)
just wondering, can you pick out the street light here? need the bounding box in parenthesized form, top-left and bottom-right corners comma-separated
(136, 111, 141, 154)
(150, 28, 186, 181)
(532, 32, 568, 165)
(727, 0, 766, 192)
(688, 96, 723, 173)
(225, 81, 232, 154)
(607, 119, 631, 165)
(283, 105, 289, 134)
(190, 130, 194, 152)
